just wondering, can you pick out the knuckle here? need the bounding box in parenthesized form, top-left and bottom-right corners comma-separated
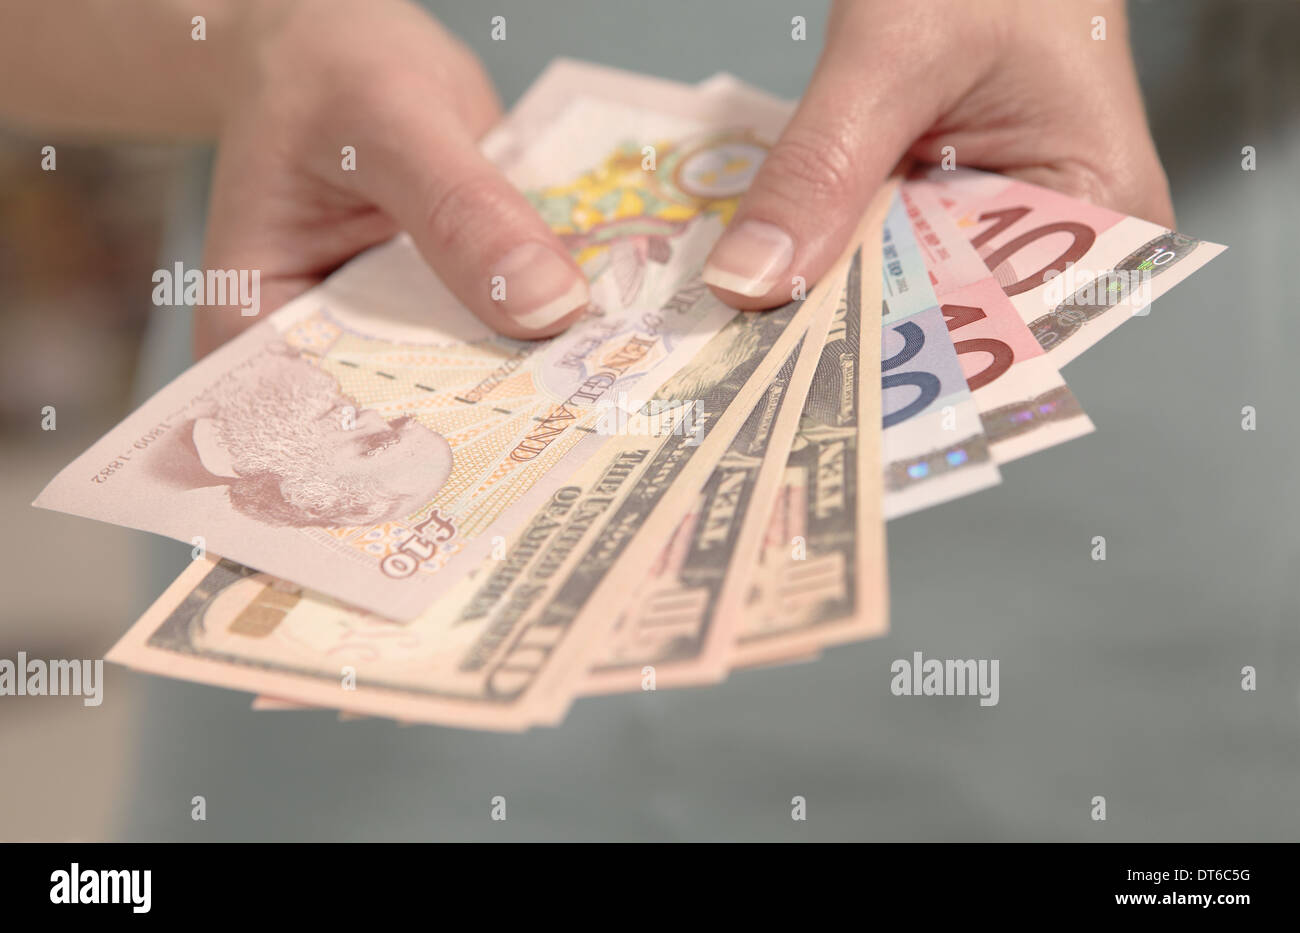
(762, 128, 860, 205)
(421, 173, 514, 254)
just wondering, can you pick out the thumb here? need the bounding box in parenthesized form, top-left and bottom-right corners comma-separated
(360, 111, 589, 340)
(703, 22, 951, 309)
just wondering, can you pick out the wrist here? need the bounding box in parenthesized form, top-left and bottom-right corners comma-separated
(205, 0, 305, 130)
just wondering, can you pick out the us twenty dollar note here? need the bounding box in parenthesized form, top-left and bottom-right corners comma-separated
(105, 197, 880, 730)
(36, 63, 796, 621)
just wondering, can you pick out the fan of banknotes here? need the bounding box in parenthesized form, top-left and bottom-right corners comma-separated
(35, 60, 1224, 730)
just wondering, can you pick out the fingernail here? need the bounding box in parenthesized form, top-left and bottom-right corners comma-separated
(701, 220, 795, 297)
(491, 242, 589, 330)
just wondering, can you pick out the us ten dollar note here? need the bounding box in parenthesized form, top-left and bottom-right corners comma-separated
(728, 228, 890, 666)
(577, 261, 842, 693)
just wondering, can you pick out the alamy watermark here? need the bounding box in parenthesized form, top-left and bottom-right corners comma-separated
(594, 393, 705, 446)
(0, 652, 104, 706)
(50, 863, 150, 913)
(152, 262, 260, 317)
(1042, 262, 1154, 316)
(890, 651, 999, 707)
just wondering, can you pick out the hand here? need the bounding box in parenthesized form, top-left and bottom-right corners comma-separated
(196, 0, 588, 356)
(702, 0, 1175, 309)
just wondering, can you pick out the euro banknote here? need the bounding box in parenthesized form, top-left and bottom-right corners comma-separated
(922, 167, 1227, 366)
(902, 182, 1095, 463)
(879, 192, 1001, 518)
(728, 177, 1227, 666)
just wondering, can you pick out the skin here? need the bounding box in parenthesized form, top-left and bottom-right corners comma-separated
(0, 0, 1173, 345)
(707, 0, 1175, 309)
(197, 0, 593, 354)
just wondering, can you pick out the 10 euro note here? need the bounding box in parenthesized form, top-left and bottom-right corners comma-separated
(902, 181, 1095, 462)
(35, 64, 794, 620)
(922, 167, 1226, 366)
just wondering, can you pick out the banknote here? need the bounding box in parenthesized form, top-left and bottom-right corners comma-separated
(879, 192, 1001, 519)
(243, 69, 815, 709)
(730, 223, 890, 665)
(38, 66, 797, 620)
(577, 261, 841, 693)
(458, 192, 897, 716)
(485, 58, 745, 166)
(901, 182, 1095, 462)
(692, 79, 1001, 518)
(692, 83, 1002, 516)
(245, 70, 835, 703)
(251, 696, 376, 723)
(105, 191, 887, 729)
(922, 167, 1227, 366)
(249, 696, 312, 711)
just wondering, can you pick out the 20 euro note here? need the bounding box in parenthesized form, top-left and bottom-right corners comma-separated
(922, 167, 1226, 366)
(902, 182, 1095, 462)
(36, 66, 796, 620)
(105, 222, 862, 730)
(878, 192, 1001, 519)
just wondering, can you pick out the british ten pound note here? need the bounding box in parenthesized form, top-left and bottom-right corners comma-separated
(37, 67, 797, 620)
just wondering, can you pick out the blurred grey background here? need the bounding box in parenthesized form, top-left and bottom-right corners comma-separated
(2, 0, 1296, 841)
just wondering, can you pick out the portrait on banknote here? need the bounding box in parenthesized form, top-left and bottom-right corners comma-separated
(146, 341, 453, 529)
